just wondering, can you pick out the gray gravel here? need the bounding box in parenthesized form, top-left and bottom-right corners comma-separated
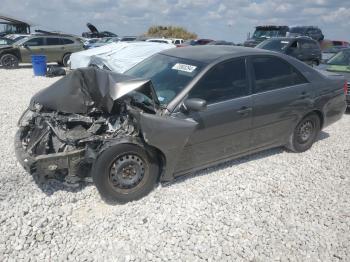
(0, 68, 349, 261)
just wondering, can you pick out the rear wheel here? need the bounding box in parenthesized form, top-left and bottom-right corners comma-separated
(286, 113, 321, 152)
(1, 54, 19, 68)
(61, 53, 71, 67)
(92, 144, 159, 203)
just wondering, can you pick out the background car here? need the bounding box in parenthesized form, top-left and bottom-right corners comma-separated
(83, 38, 99, 49)
(0, 34, 84, 67)
(120, 36, 137, 42)
(171, 38, 184, 45)
(178, 39, 213, 47)
(287, 26, 324, 41)
(207, 40, 235, 46)
(321, 46, 349, 62)
(244, 25, 289, 47)
(85, 37, 119, 49)
(316, 48, 350, 106)
(0, 37, 13, 46)
(256, 37, 322, 65)
(145, 38, 173, 44)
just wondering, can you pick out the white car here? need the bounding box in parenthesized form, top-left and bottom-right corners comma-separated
(69, 41, 175, 73)
(171, 38, 184, 45)
(145, 38, 173, 44)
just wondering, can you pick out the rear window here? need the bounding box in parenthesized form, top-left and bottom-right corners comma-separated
(252, 56, 307, 93)
(300, 40, 319, 49)
(257, 39, 290, 51)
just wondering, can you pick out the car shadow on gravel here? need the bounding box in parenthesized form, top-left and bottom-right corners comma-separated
(169, 130, 330, 186)
(32, 176, 93, 197)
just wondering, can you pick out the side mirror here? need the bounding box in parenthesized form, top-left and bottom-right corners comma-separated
(182, 98, 207, 112)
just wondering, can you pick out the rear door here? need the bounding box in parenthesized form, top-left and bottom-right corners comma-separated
(174, 57, 253, 174)
(249, 55, 310, 148)
(19, 37, 45, 63)
(45, 37, 64, 62)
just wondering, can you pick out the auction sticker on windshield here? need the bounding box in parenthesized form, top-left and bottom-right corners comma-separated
(172, 63, 197, 73)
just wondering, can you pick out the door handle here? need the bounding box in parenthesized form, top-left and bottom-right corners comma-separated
(237, 106, 252, 115)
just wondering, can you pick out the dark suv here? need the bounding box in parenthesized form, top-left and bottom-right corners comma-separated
(287, 26, 324, 42)
(0, 34, 83, 68)
(256, 37, 322, 65)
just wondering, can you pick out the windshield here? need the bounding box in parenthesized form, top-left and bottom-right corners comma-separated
(256, 39, 290, 51)
(0, 23, 29, 34)
(252, 29, 281, 39)
(327, 50, 350, 66)
(125, 54, 204, 105)
(289, 27, 306, 34)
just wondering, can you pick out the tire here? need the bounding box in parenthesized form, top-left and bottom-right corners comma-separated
(1, 54, 19, 68)
(286, 113, 321, 153)
(92, 144, 159, 203)
(61, 53, 71, 67)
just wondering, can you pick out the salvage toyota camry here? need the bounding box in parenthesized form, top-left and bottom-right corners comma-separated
(15, 46, 347, 203)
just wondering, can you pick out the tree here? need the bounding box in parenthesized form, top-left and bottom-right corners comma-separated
(145, 25, 197, 40)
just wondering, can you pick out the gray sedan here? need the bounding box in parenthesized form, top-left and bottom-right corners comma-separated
(15, 46, 347, 203)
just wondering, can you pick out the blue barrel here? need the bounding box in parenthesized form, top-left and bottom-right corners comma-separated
(31, 55, 47, 76)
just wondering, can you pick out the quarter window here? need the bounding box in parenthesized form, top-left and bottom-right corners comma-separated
(62, 38, 74, 45)
(252, 56, 307, 93)
(189, 58, 248, 104)
(24, 38, 44, 46)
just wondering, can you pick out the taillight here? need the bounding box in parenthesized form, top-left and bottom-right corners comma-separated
(344, 80, 348, 95)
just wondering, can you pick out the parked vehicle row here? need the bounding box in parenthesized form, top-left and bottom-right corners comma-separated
(244, 25, 324, 47)
(256, 37, 322, 66)
(0, 34, 84, 67)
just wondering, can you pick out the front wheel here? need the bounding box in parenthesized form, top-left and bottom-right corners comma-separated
(92, 144, 159, 203)
(1, 54, 19, 68)
(286, 113, 321, 152)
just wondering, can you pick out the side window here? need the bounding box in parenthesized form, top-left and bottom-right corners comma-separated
(46, 38, 61, 45)
(62, 38, 74, 45)
(252, 56, 307, 93)
(24, 38, 44, 46)
(188, 58, 248, 104)
(299, 40, 314, 49)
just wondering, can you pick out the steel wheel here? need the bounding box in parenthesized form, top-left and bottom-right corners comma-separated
(92, 144, 159, 203)
(109, 154, 145, 190)
(296, 120, 314, 144)
(286, 113, 321, 153)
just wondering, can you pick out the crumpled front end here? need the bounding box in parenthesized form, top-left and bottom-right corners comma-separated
(15, 102, 139, 183)
(14, 67, 158, 183)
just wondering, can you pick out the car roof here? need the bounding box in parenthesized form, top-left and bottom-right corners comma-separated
(160, 45, 272, 64)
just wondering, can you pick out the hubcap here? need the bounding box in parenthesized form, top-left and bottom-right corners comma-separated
(109, 154, 145, 189)
(297, 120, 314, 143)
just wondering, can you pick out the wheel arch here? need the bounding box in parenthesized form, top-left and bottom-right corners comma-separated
(309, 109, 324, 129)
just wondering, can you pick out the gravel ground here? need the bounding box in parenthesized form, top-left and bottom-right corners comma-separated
(0, 67, 349, 261)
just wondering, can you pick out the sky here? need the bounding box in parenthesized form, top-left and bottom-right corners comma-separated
(1, 0, 349, 43)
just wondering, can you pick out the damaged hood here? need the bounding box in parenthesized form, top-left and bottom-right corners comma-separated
(30, 67, 160, 114)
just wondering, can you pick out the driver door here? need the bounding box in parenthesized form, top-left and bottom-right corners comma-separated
(173, 57, 253, 174)
(19, 37, 45, 63)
